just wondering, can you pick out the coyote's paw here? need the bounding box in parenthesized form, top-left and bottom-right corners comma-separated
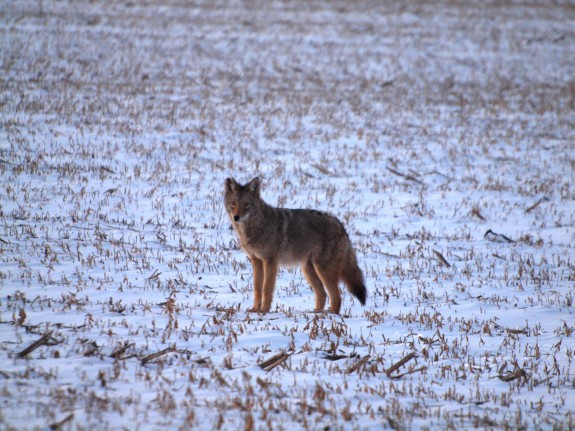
(310, 309, 327, 314)
(247, 306, 261, 313)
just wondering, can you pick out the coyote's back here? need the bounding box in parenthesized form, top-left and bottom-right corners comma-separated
(224, 177, 366, 314)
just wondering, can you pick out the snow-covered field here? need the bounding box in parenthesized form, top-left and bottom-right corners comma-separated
(1, 1, 574, 429)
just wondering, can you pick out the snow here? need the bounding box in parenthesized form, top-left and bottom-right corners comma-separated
(1, 1, 574, 430)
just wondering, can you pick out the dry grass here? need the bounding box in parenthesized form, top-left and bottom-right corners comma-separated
(1, 0, 575, 430)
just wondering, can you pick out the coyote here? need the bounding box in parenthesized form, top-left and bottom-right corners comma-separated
(224, 177, 367, 314)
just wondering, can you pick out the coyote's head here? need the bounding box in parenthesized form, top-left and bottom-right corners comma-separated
(224, 177, 261, 223)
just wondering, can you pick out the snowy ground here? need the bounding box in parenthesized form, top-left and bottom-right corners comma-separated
(1, 1, 574, 430)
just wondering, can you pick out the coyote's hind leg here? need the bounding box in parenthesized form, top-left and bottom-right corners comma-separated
(302, 260, 327, 312)
(313, 263, 342, 315)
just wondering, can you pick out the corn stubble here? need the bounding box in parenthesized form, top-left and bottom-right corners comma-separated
(1, 1, 574, 430)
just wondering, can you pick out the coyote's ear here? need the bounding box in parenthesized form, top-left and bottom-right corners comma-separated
(224, 178, 238, 194)
(247, 177, 260, 195)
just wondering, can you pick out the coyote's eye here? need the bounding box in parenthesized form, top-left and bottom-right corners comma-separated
(243, 204, 251, 210)
(229, 201, 237, 209)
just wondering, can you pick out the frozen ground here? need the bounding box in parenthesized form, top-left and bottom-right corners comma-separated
(1, 1, 574, 430)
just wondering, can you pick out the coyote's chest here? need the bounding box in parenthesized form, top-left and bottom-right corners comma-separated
(234, 224, 270, 258)
(234, 220, 295, 263)
(235, 222, 306, 266)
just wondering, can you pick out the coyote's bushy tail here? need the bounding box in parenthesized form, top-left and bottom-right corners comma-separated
(341, 248, 367, 305)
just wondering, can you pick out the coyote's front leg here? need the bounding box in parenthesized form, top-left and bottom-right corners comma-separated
(248, 257, 264, 312)
(260, 257, 279, 313)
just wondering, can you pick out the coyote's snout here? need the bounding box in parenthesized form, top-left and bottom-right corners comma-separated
(224, 177, 367, 315)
